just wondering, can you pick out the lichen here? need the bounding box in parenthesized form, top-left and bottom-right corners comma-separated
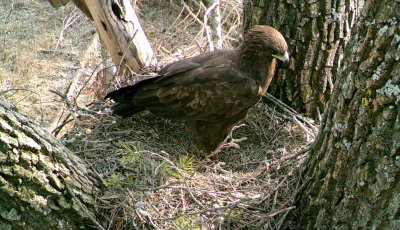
(331, 8, 342, 21)
(343, 139, 352, 150)
(372, 62, 386, 81)
(376, 79, 400, 103)
(0, 151, 7, 163)
(378, 25, 389, 36)
(333, 123, 344, 137)
(334, 123, 344, 132)
(395, 34, 400, 43)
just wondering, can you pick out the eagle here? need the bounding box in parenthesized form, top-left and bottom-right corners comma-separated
(106, 25, 289, 153)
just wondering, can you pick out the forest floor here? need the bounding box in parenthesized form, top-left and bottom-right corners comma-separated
(0, 0, 316, 229)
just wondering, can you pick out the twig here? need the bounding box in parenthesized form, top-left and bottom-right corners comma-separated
(49, 90, 82, 133)
(263, 93, 316, 128)
(203, 2, 220, 51)
(54, 7, 81, 54)
(263, 93, 318, 138)
(73, 197, 106, 230)
(181, 1, 204, 27)
(266, 206, 295, 218)
(278, 146, 310, 163)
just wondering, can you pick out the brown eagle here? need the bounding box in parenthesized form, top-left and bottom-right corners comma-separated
(106, 25, 289, 153)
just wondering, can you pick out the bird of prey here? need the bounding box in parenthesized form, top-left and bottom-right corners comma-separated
(106, 25, 289, 153)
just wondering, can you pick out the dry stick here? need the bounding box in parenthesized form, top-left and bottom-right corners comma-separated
(181, 0, 206, 47)
(203, 2, 220, 51)
(181, 1, 204, 26)
(275, 177, 311, 230)
(235, 206, 295, 230)
(52, 118, 74, 136)
(129, 194, 160, 230)
(50, 33, 99, 134)
(50, 90, 81, 125)
(52, 63, 105, 136)
(180, 2, 208, 47)
(166, 3, 186, 32)
(153, 198, 250, 221)
(73, 197, 106, 230)
(263, 93, 317, 131)
(267, 206, 296, 218)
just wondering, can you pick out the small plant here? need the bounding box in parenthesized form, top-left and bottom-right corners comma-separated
(174, 215, 201, 230)
(120, 142, 144, 165)
(104, 173, 123, 189)
(164, 155, 194, 179)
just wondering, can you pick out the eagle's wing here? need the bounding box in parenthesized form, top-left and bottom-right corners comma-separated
(134, 64, 261, 122)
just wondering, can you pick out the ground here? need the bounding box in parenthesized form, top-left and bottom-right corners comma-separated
(0, 1, 316, 229)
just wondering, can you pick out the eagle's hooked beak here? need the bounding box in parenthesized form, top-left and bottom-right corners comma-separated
(272, 52, 290, 64)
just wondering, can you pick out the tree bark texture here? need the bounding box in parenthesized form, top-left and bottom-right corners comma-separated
(0, 99, 103, 229)
(243, 0, 363, 118)
(295, 0, 399, 228)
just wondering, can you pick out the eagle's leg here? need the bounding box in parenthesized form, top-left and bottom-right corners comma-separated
(206, 125, 247, 159)
(220, 124, 247, 149)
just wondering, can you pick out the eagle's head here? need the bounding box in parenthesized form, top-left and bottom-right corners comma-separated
(240, 25, 289, 64)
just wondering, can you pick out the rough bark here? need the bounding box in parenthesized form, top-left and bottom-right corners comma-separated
(0, 99, 103, 229)
(294, 0, 400, 228)
(243, 0, 362, 118)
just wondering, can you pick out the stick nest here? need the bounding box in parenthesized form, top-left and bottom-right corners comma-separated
(64, 97, 315, 229)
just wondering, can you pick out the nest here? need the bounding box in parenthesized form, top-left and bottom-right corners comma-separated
(64, 97, 316, 229)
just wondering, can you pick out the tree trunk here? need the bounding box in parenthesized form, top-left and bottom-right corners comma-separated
(294, 0, 400, 228)
(48, 0, 157, 74)
(0, 99, 103, 229)
(243, 0, 362, 119)
(83, 0, 157, 74)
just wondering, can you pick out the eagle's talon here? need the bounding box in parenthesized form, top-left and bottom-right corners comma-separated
(221, 137, 248, 149)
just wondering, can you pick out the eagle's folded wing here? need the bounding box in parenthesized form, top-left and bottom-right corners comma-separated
(136, 66, 261, 122)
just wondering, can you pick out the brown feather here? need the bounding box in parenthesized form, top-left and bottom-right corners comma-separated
(105, 25, 289, 153)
